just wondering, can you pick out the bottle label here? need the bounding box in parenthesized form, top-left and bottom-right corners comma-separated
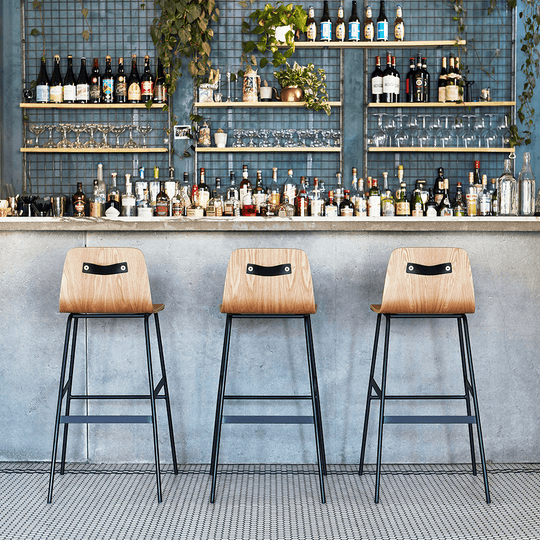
(321, 21, 332, 41)
(368, 196, 381, 216)
(128, 83, 141, 101)
(36, 85, 49, 103)
(307, 23, 317, 40)
(349, 21, 360, 40)
(341, 206, 353, 217)
(355, 199, 367, 217)
(76, 84, 89, 101)
(440, 207, 453, 217)
(116, 77, 127, 98)
(479, 195, 491, 214)
(50, 85, 63, 103)
(372, 76, 383, 95)
(336, 22, 346, 40)
(141, 80, 154, 97)
(74, 200, 86, 216)
(382, 200, 395, 216)
(466, 194, 477, 216)
(395, 201, 410, 216)
(154, 84, 166, 103)
(382, 75, 393, 94)
(197, 190, 210, 209)
(446, 84, 459, 102)
(311, 199, 324, 217)
(155, 203, 169, 217)
(90, 83, 100, 101)
(325, 205, 338, 217)
(364, 23, 374, 40)
(394, 22, 404, 40)
(63, 85, 76, 102)
(426, 207, 438, 217)
(102, 78, 114, 99)
(438, 86, 446, 103)
(376, 21, 388, 41)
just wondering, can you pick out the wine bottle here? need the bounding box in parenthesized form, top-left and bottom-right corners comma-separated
(76, 57, 89, 103)
(376, 0, 388, 41)
(306, 5, 317, 41)
(382, 52, 394, 103)
(72, 182, 87, 217)
(102, 55, 114, 104)
(405, 57, 415, 103)
(445, 55, 459, 102)
(154, 57, 167, 103)
(411, 181, 424, 217)
(438, 178, 453, 216)
(63, 55, 76, 103)
(336, 5, 346, 41)
(453, 182, 466, 216)
(392, 55, 400, 103)
(115, 57, 127, 103)
(438, 57, 448, 103)
(479, 174, 492, 216)
(50, 55, 63, 103)
(363, 5, 374, 41)
(127, 54, 141, 103)
(394, 5, 404, 41)
(413, 55, 423, 102)
(371, 56, 384, 103)
(422, 57, 430, 102)
(89, 57, 101, 104)
(348, 1, 361, 42)
(396, 182, 410, 216)
(36, 57, 50, 103)
(141, 55, 154, 102)
(320, 0, 332, 42)
(368, 179, 381, 216)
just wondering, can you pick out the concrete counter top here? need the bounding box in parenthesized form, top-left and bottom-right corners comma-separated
(2, 216, 540, 232)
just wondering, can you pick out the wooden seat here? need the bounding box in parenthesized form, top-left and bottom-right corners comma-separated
(48, 248, 178, 504)
(210, 248, 326, 503)
(359, 247, 490, 504)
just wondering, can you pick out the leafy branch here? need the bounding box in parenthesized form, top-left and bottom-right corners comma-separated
(29, 1, 46, 57)
(79, 1, 92, 41)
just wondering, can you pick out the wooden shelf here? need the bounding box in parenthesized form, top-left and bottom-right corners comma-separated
(368, 146, 514, 153)
(21, 147, 168, 153)
(367, 101, 516, 108)
(196, 147, 340, 153)
(194, 101, 341, 108)
(284, 40, 466, 49)
(20, 103, 165, 109)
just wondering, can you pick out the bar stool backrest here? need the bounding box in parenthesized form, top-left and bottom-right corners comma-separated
(379, 247, 475, 314)
(220, 248, 316, 314)
(59, 247, 154, 314)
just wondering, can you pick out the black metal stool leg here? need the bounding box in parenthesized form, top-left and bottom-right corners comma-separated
(462, 315, 491, 504)
(359, 312, 382, 475)
(374, 314, 391, 504)
(304, 316, 326, 503)
(457, 317, 477, 475)
(144, 315, 162, 503)
(210, 314, 233, 503)
(154, 312, 178, 475)
(48, 314, 73, 503)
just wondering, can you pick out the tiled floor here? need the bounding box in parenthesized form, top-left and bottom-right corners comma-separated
(1, 462, 538, 539)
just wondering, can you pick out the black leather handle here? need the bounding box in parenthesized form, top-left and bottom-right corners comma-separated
(406, 262, 452, 276)
(246, 263, 292, 277)
(82, 262, 129, 275)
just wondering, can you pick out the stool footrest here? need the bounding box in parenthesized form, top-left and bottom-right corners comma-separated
(224, 395, 312, 400)
(223, 415, 314, 424)
(70, 394, 166, 400)
(60, 415, 152, 424)
(384, 415, 477, 424)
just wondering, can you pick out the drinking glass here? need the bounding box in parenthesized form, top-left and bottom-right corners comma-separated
(394, 114, 409, 147)
(232, 128, 243, 147)
(497, 114, 511, 147)
(71, 125, 87, 148)
(384, 117, 397, 147)
(246, 129, 257, 147)
(451, 116, 464, 147)
(296, 129, 308, 147)
(331, 129, 341, 147)
(282, 129, 295, 147)
(123, 124, 138, 148)
(371, 114, 387, 147)
(29, 124, 46, 147)
(42, 125, 56, 148)
(272, 129, 284, 147)
(110, 125, 126, 147)
(138, 125, 153, 147)
(56, 123, 73, 148)
(225, 66, 232, 102)
(320, 129, 332, 147)
(259, 128, 271, 147)
(417, 114, 431, 147)
(428, 117, 443, 148)
(483, 113, 497, 148)
(473, 116, 485, 147)
(97, 124, 113, 148)
(84, 123, 99, 148)
(461, 114, 476, 148)
(406, 116, 419, 147)
(439, 115, 453, 148)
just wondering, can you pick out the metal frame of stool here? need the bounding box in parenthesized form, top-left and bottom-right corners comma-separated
(48, 311, 178, 503)
(210, 313, 327, 504)
(359, 312, 490, 504)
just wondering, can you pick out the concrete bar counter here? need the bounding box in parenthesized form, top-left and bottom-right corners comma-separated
(1, 219, 539, 466)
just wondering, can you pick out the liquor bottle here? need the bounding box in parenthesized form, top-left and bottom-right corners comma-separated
(89, 57, 101, 104)
(376, 0, 388, 41)
(411, 181, 424, 217)
(76, 57, 89, 103)
(128, 54, 141, 103)
(324, 191, 338, 217)
(114, 58, 127, 103)
(72, 182, 87, 217)
(306, 5, 317, 41)
(381, 183, 395, 216)
(466, 172, 477, 216)
(310, 177, 325, 216)
(445, 55, 459, 102)
(364, 6, 374, 41)
(394, 5, 404, 41)
(438, 57, 448, 103)
(490, 178, 498, 216)
(453, 182, 466, 216)
(349, 167, 358, 209)
(207, 178, 224, 217)
(63, 55, 76, 103)
(282, 169, 297, 205)
(334, 172, 344, 208)
(171, 182, 184, 217)
(424, 188, 438, 216)
(100, 55, 114, 104)
(336, 5, 346, 41)
(366, 177, 372, 212)
(155, 182, 170, 217)
(371, 56, 384, 103)
(186, 186, 204, 218)
(278, 193, 296, 217)
(180, 172, 192, 213)
(478, 174, 492, 216)
(106, 172, 121, 211)
(421, 57, 430, 102)
(197, 167, 211, 210)
(473, 160, 481, 185)
(368, 179, 381, 216)
(141, 55, 154, 102)
(395, 182, 410, 216)
(392, 55, 400, 102)
(36, 57, 50, 103)
(433, 167, 445, 204)
(454, 57, 463, 99)
(413, 55, 424, 102)
(239, 165, 252, 208)
(340, 190, 354, 216)
(121, 174, 137, 217)
(405, 57, 415, 103)
(268, 167, 281, 216)
(438, 178, 453, 216)
(89, 180, 103, 217)
(50, 55, 63, 104)
(355, 177, 367, 217)
(518, 151, 535, 215)
(154, 58, 167, 104)
(224, 171, 240, 216)
(320, 0, 332, 42)
(296, 176, 310, 217)
(382, 52, 394, 103)
(348, 1, 361, 42)
(253, 171, 267, 216)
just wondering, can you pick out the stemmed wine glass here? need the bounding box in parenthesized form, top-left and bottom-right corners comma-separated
(42, 125, 56, 148)
(428, 117, 443, 148)
(232, 129, 243, 147)
(259, 128, 271, 147)
(29, 124, 46, 147)
(384, 118, 397, 147)
(71, 125, 87, 148)
(320, 129, 333, 147)
(123, 124, 138, 148)
(406, 116, 419, 147)
(473, 116, 486, 147)
(138, 125, 153, 147)
(439, 115, 453, 148)
(461, 114, 476, 148)
(56, 123, 73, 148)
(451, 116, 464, 147)
(282, 129, 295, 147)
(394, 114, 409, 147)
(296, 129, 308, 147)
(110, 125, 126, 147)
(483, 113, 498, 148)
(97, 124, 113, 148)
(417, 114, 431, 147)
(84, 123, 99, 148)
(331, 129, 341, 147)
(371, 113, 387, 147)
(246, 129, 257, 147)
(272, 129, 284, 147)
(497, 114, 511, 147)
(226, 66, 232, 102)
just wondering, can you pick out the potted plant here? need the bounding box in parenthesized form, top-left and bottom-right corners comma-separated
(274, 62, 331, 115)
(241, 2, 307, 69)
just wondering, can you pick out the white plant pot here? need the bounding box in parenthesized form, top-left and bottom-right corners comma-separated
(214, 132, 228, 148)
(275, 25, 292, 44)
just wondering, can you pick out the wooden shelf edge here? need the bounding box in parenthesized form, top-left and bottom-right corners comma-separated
(20, 103, 166, 109)
(367, 101, 516, 108)
(368, 147, 515, 153)
(21, 148, 168, 153)
(194, 101, 341, 108)
(283, 39, 466, 49)
(195, 147, 341, 153)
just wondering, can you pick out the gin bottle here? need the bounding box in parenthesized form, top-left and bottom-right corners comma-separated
(497, 158, 518, 216)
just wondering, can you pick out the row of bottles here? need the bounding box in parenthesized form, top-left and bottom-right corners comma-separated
(35, 54, 166, 104)
(307, 0, 404, 42)
(69, 156, 535, 218)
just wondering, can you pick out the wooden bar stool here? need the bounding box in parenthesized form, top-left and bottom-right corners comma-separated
(48, 247, 178, 503)
(359, 247, 490, 503)
(210, 248, 326, 503)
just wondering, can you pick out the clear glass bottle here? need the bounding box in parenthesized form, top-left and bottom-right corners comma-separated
(89, 179, 103, 217)
(381, 172, 394, 216)
(121, 174, 137, 217)
(171, 182, 185, 217)
(324, 190, 338, 217)
(497, 158, 518, 216)
(107, 172, 121, 211)
(340, 189, 354, 216)
(354, 177, 367, 217)
(466, 171, 477, 216)
(282, 169, 297, 206)
(478, 174, 492, 216)
(267, 167, 281, 216)
(452, 182, 466, 217)
(180, 172, 192, 214)
(224, 171, 240, 217)
(278, 194, 296, 217)
(310, 178, 326, 217)
(206, 178, 224, 217)
(334, 172, 344, 208)
(518, 151, 535, 215)
(368, 178, 381, 216)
